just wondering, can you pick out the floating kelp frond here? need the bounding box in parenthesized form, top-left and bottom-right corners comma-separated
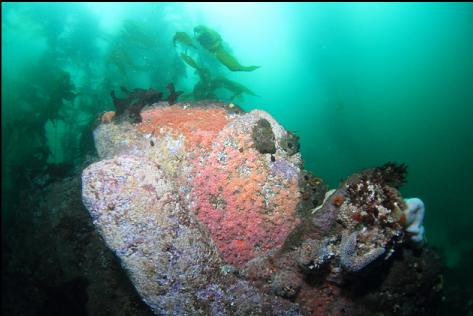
(214, 49, 260, 72)
(173, 31, 197, 49)
(211, 76, 258, 100)
(193, 25, 222, 53)
(194, 25, 260, 72)
(180, 52, 202, 70)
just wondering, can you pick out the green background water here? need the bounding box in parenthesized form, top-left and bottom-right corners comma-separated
(2, 1, 472, 287)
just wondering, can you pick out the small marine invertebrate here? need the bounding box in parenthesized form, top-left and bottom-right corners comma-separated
(312, 189, 335, 214)
(340, 232, 386, 273)
(403, 197, 426, 245)
(271, 270, 302, 299)
(331, 194, 345, 207)
(296, 238, 334, 273)
(100, 111, 116, 123)
(251, 119, 276, 154)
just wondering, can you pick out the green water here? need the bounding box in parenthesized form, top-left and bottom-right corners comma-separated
(2, 1, 473, 301)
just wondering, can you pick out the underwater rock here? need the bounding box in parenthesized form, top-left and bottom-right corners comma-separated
(353, 246, 443, 315)
(297, 171, 328, 218)
(91, 102, 303, 267)
(81, 153, 302, 315)
(81, 156, 229, 314)
(2, 173, 154, 316)
(237, 163, 438, 315)
(82, 101, 441, 315)
(82, 155, 222, 314)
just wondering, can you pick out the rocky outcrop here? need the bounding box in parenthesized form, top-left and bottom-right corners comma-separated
(81, 101, 442, 315)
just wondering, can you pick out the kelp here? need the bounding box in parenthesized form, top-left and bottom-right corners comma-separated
(173, 32, 197, 49)
(193, 25, 222, 53)
(175, 25, 260, 101)
(166, 83, 183, 105)
(46, 71, 77, 125)
(121, 19, 159, 49)
(110, 84, 183, 121)
(106, 41, 149, 75)
(211, 77, 258, 100)
(193, 25, 260, 72)
(214, 49, 260, 72)
(180, 52, 202, 70)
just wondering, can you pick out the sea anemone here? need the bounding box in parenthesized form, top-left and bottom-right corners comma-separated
(331, 194, 345, 207)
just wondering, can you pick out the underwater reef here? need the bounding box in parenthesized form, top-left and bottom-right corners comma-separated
(78, 100, 443, 315)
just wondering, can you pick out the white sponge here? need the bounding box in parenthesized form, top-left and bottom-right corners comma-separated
(404, 198, 426, 244)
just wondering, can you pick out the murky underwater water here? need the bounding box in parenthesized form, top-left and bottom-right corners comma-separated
(2, 2, 473, 315)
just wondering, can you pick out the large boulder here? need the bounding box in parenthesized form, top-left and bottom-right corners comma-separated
(91, 103, 304, 267)
(82, 102, 441, 315)
(83, 102, 307, 314)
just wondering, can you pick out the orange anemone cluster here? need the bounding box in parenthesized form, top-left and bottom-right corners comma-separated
(137, 106, 231, 150)
(190, 128, 300, 267)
